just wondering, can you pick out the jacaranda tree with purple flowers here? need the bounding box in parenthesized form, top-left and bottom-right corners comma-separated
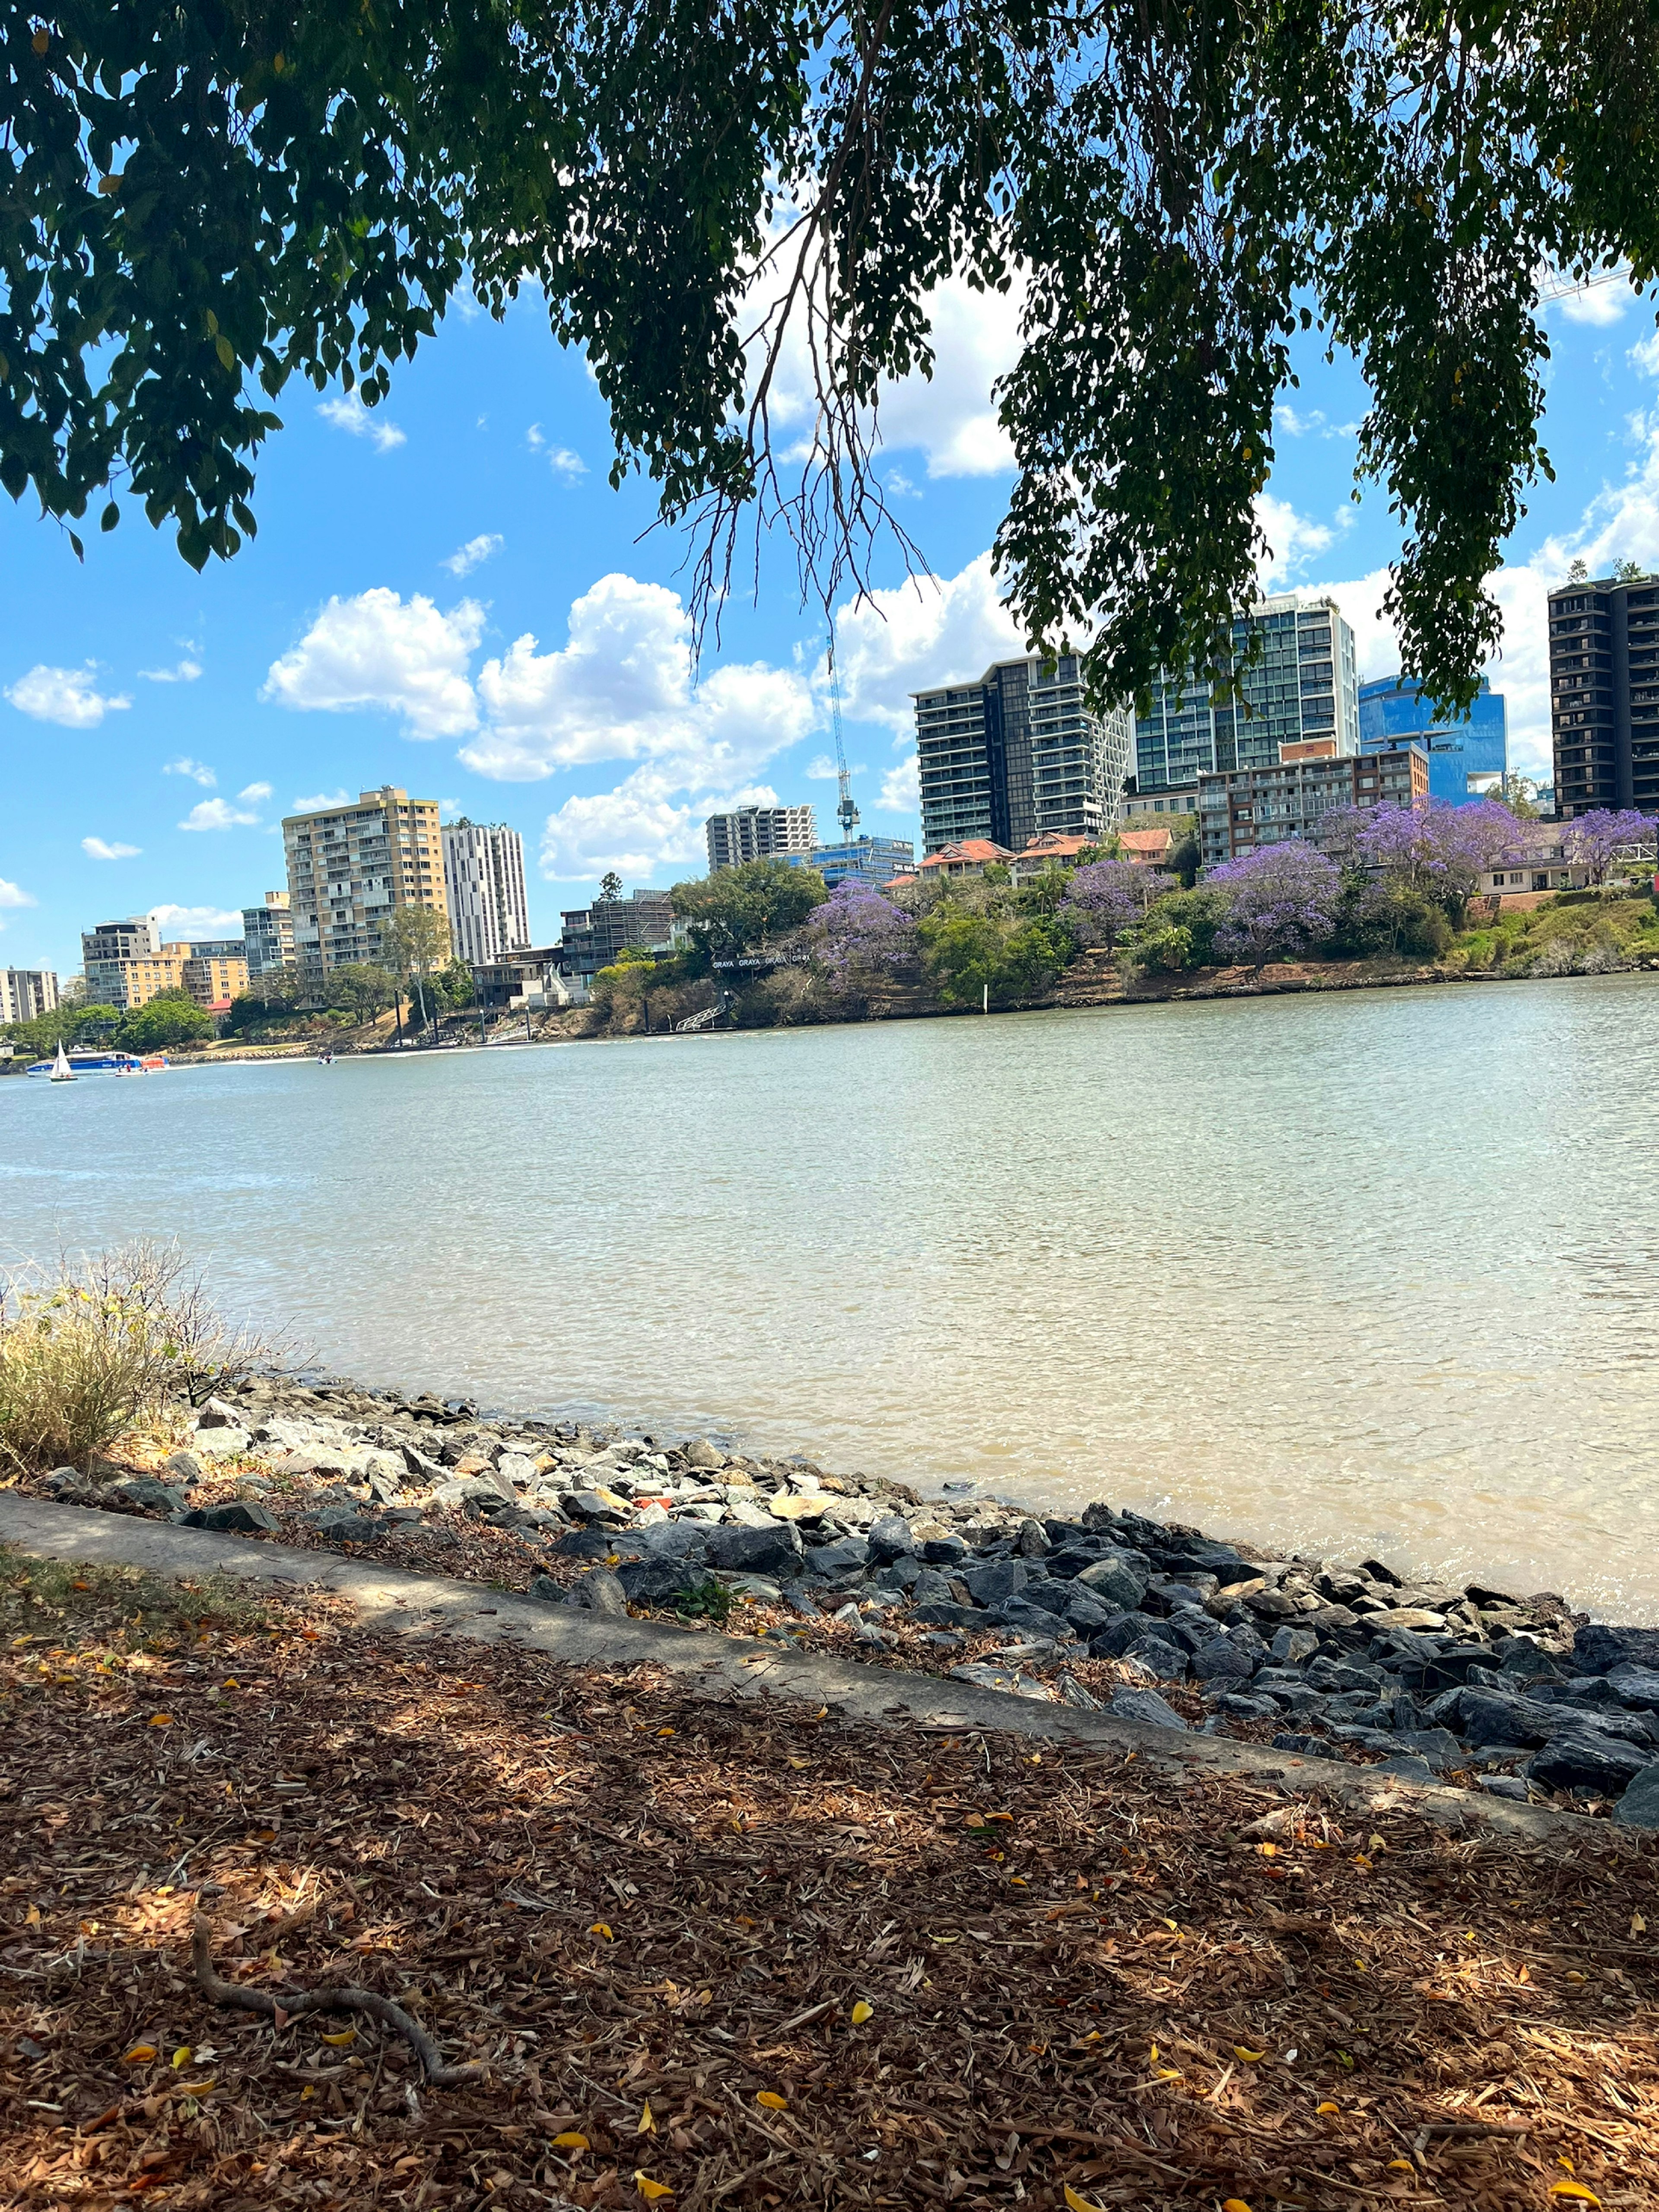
(1209, 842, 1342, 970)
(800, 880, 917, 988)
(1059, 860, 1175, 948)
(1561, 809, 1655, 889)
(1336, 797, 1520, 923)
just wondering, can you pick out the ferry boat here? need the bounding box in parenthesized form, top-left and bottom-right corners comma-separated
(26, 1050, 169, 1079)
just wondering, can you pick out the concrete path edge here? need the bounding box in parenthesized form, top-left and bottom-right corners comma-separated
(0, 1494, 1610, 1852)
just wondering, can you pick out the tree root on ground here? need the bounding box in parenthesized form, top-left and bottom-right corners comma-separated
(190, 1911, 482, 2086)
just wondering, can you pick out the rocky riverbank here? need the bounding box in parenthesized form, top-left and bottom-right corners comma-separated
(25, 1370, 1659, 1827)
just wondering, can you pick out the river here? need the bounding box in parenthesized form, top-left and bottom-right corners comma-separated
(3, 976, 1657, 1618)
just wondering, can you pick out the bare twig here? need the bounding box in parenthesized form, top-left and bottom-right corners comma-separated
(190, 1912, 481, 2087)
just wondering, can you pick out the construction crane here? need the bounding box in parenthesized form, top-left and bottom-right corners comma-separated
(826, 629, 859, 842)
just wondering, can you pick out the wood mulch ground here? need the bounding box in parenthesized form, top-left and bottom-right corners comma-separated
(1, 1553, 1655, 2212)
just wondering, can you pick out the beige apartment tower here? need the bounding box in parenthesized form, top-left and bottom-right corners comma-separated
(282, 787, 448, 982)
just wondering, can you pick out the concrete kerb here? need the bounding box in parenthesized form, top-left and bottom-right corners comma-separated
(0, 1495, 1608, 1853)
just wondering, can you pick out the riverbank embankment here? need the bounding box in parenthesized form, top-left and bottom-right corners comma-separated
(19, 1368, 1659, 1832)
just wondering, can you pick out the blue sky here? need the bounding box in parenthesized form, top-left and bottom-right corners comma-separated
(3, 269, 1658, 979)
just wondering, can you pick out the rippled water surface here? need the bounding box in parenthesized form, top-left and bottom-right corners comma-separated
(4, 978, 1658, 1617)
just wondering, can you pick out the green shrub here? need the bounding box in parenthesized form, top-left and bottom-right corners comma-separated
(1132, 922, 1195, 973)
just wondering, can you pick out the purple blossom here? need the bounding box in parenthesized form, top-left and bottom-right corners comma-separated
(1059, 860, 1175, 946)
(1338, 797, 1520, 914)
(1561, 808, 1655, 886)
(1208, 841, 1341, 968)
(801, 880, 916, 976)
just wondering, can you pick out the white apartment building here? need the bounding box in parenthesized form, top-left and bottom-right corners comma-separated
(705, 804, 817, 873)
(441, 820, 531, 965)
(0, 968, 59, 1025)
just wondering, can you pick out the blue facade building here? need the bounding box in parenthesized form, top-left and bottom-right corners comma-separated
(788, 836, 915, 887)
(1357, 676, 1508, 806)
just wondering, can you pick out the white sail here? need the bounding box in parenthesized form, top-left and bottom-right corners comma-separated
(51, 1042, 75, 1082)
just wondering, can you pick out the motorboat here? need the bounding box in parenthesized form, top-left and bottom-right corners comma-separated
(27, 1049, 168, 1079)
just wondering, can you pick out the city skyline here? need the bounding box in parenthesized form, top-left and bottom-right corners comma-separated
(4, 276, 1659, 977)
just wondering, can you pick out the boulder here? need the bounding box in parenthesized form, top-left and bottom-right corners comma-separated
(768, 1493, 833, 1524)
(496, 1451, 539, 1490)
(1614, 1765, 1659, 1829)
(1063, 1587, 1122, 1634)
(1109, 1687, 1188, 1732)
(1269, 1625, 1320, 1667)
(564, 1566, 630, 1616)
(1091, 1614, 1153, 1659)
(616, 1559, 704, 1605)
(911, 1600, 986, 1630)
(192, 1428, 251, 1459)
(1217, 1693, 1281, 1722)
(803, 1535, 871, 1581)
(317, 1508, 380, 1544)
(962, 1558, 1030, 1609)
(165, 1449, 204, 1485)
(1015, 1518, 1050, 1559)
(1526, 1732, 1655, 1796)
(1074, 1550, 1150, 1611)
(1119, 1638, 1188, 1682)
(111, 1478, 188, 1516)
(1392, 1727, 1465, 1771)
(1245, 1589, 1306, 1623)
(682, 1440, 727, 1471)
(921, 1534, 970, 1566)
(866, 1513, 915, 1563)
(1573, 1623, 1659, 1675)
(194, 1396, 242, 1429)
(190, 1500, 279, 1535)
(704, 1522, 803, 1578)
(551, 1526, 617, 1560)
(1371, 1754, 1436, 1783)
(1307, 1656, 1383, 1694)
(1271, 1732, 1331, 1757)
(1608, 1664, 1659, 1711)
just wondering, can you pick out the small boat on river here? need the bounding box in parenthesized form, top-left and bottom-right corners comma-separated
(27, 1050, 169, 1079)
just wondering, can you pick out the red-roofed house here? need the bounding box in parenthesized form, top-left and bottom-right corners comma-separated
(1118, 826, 1174, 867)
(917, 839, 1016, 880)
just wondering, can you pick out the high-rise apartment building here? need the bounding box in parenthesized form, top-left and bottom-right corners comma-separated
(1358, 675, 1508, 807)
(242, 892, 295, 978)
(282, 787, 447, 982)
(704, 805, 816, 873)
(1198, 743, 1428, 867)
(0, 969, 58, 1025)
(1548, 572, 1659, 817)
(81, 916, 183, 1010)
(169, 950, 249, 1010)
(1133, 595, 1360, 797)
(912, 653, 1133, 859)
(440, 820, 531, 965)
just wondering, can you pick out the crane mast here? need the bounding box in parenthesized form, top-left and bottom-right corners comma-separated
(826, 631, 859, 841)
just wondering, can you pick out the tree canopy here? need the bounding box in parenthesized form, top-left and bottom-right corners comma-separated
(3, 1, 1656, 709)
(671, 858, 828, 960)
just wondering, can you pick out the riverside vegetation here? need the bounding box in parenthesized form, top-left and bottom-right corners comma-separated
(10, 1246, 1659, 1831)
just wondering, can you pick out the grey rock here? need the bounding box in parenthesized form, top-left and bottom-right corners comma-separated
(194, 1395, 242, 1428)
(1271, 1732, 1331, 1757)
(911, 1600, 985, 1629)
(1110, 1687, 1188, 1732)
(566, 1566, 629, 1616)
(1526, 1732, 1655, 1795)
(400, 1439, 447, 1480)
(1477, 1774, 1531, 1802)
(1191, 1637, 1255, 1683)
(921, 1630, 966, 1651)
(1062, 1587, 1122, 1634)
(496, 1451, 539, 1490)
(1074, 1551, 1150, 1611)
(867, 1513, 916, 1564)
(785, 1588, 822, 1619)
(527, 1574, 569, 1605)
(1217, 1693, 1281, 1722)
(703, 1522, 803, 1577)
(874, 1556, 923, 1592)
(853, 1622, 891, 1647)
(1055, 1674, 1103, 1710)
(1014, 1578, 1073, 1620)
(1613, 1765, 1659, 1829)
(1091, 1614, 1154, 1659)
(1456, 1687, 1653, 1751)
(112, 1478, 188, 1515)
(429, 1476, 499, 1512)
(1269, 1625, 1320, 1667)
(191, 1500, 279, 1535)
(682, 1440, 727, 1471)
(193, 1427, 251, 1459)
(963, 1558, 1030, 1609)
(1245, 1588, 1306, 1622)
(1120, 1635, 1188, 1681)
(165, 1449, 205, 1485)
(1015, 1518, 1050, 1558)
(617, 1559, 703, 1604)
(1264, 1685, 1326, 1716)
(1574, 1623, 1659, 1675)
(908, 1567, 959, 1605)
(567, 1490, 627, 1522)
(1307, 1656, 1383, 1694)
(1491, 1639, 1564, 1681)
(1392, 1727, 1465, 1771)
(551, 1526, 617, 1560)
(1608, 1664, 1659, 1710)
(317, 1508, 380, 1544)
(921, 1534, 969, 1566)
(804, 1535, 872, 1581)
(1371, 1754, 1436, 1782)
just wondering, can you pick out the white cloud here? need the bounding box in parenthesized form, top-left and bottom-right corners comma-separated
(264, 590, 485, 739)
(526, 426, 587, 481)
(318, 392, 407, 452)
(463, 572, 815, 783)
(540, 770, 782, 882)
(178, 797, 262, 832)
(164, 756, 216, 786)
(1255, 493, 1339, 586)
(141, 657, 202, 683)
(439, 797, 463, 821)
(238, 781, 273, 802)
(1557, 276, 1636, 328)
(877, 751, 919, 816)
(0, 878, 36, 909)
(149, 903, 245, 939)
(292, 789, 353, 814)
(82, 837, 141, 860)
(442, 533, 503, 577)
(5, 663, 130, 728)
(830, 552, 1025, 736)
(1630, 333, 1659, 379)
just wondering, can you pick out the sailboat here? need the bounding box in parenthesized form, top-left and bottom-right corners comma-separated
(49, 1042, 76, 1083)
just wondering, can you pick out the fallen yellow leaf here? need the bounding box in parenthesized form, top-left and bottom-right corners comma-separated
(1315, 2101, 1338, 2115)
(591, 1922, 614, 1940)
(1259, 1841, 1278, 1857)
(635, 2175, 673, 2200)
(786, 1757, 810, 1770)
(638, 2100, 655, 2132)
(656, 1727, 675, 1738)
(172, 2046, 192, 2069)
(122, 2045, 157, 2064)
(1549, 2188, 1601, 2206)
(24, 1906, 40, 1927)
(757, 2091, 788, 2110)
(553, 2133, 590, 2152)
(1064, 2188, 1106, 2212)
(1387, 2159, 1414, 2173)
(149, 1713, 172, 1727)
(1222, 2201, 1253, 2212)
(1234, 2047, 1266, 2062)
(851, 2001, 873, 2026)
(320, 2030, 356, 2048)
(1632, 1912, 1647, 1936)
(1367, 1834, 1386, 1853)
